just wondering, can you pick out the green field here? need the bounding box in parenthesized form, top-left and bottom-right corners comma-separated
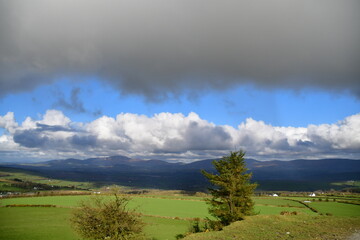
(332, 180, 360, 187)
(308, 201, 360, 217)
(183, 215, 360, 240)
(0, 207, 189, 240)
(0, 195, 90, 207)
(253, 197, 305, 207)
(0, 195, 316, 218)
(0, 167, 94, 191)
(0, 195, 209, 219)
(0, 207, 76, 240)
(1, 195, 359, 240)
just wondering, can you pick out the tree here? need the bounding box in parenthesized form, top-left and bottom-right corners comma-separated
(70, 194, 145, 240)
(201, 150, 257, 226)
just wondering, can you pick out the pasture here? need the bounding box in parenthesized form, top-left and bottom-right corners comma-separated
(182, 215, 360, 240)
(1, 195, 359, 239)
(0, 167, 93, 191)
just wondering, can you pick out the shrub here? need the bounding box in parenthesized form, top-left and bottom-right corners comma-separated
(188, 219, 202, 233)
(70, 194, 145, 240)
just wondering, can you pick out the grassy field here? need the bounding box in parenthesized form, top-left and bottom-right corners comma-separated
(0, 207, 76, 240)
(0, 195, 209, 219)
(332, 180, 360, 187)
(0, 195, 90, 207)
(0, 207, 189, 240)
(308, 201, 360, 217)
(1, 195, 359, 240)
(0, 167, 94, 191)
(255, 205, 316, 215)
(253, 197, 305, 207)
(183, 215, 360, 240)
(0, 195, 316, 218)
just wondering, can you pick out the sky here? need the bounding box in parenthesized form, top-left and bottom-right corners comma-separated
(0, 0, 359, 163)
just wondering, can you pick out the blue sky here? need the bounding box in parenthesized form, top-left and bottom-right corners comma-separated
(0, 0, 359, 162)
(1, 78, 358, 128)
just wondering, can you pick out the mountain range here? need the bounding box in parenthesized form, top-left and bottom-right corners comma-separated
(2, 156, 360, 191)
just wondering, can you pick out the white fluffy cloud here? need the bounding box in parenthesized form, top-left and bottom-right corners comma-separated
(0, 112, 18, 134)
(0, 110, 359, 162)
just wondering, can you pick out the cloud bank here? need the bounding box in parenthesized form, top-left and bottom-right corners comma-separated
(1, 110, 359, 162)
(1, 0, 359, 99)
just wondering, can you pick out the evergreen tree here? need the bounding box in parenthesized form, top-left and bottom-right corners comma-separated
(202, 150, 257, 226)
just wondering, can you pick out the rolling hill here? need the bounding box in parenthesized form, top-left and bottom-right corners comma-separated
(1, 156, 359, 191)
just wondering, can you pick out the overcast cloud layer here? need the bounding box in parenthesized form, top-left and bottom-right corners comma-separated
(1, 0, 359, 99)
(1, 110, 359, 162)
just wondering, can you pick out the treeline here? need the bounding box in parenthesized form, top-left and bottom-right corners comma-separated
(10, 181, 73, 191)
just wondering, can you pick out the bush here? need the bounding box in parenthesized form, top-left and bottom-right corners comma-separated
(188, 219, 202, 233)
(70, 194, 145, 240)
(175, 234, 186, 239)
(204, 220, 224, 231)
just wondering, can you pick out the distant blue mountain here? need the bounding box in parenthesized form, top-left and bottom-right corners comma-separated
(2, 156, 359, 191)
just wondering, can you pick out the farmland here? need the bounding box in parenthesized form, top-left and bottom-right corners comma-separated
(1, 194, 359, 240)
(182, 215, 360, 240)
(0, 167, 94, 192)
(1, 166, 359, 239)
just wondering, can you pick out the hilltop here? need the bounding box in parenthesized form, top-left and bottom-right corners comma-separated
(1, 156, 359, 191)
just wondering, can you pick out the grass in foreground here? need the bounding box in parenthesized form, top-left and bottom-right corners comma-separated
(143, 216, 190, 240)
(0, 207, 191, 240)
(183, 215, 360, 240)
(0, 207, 77, 240)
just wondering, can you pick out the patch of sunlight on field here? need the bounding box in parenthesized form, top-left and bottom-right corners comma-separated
(0, 207, 191, 240)
(308, 202, 360, 217)
(183, 215, 360, 240)
(253, 197, 305, 207)
(130, 197, 211, 219)
(254, 205, 316, 215)
(0, 207, 77, 240)
(0, 195, 90, 207)
(143, 216, 190, 240)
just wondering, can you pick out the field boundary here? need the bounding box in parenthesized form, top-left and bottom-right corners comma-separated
(284, 198, 319, 213)
(4, 204, 57, 208)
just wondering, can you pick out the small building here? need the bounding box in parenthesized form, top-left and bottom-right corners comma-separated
(272, 193, 278, 197)
(309, 193, 316, 197)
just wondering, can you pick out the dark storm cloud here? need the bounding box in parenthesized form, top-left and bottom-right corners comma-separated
(184, 123, 232, 151)
(53, 87, 102, 116)
(13, 129, 49, 148)
(13, 122, 97, 149)
(53, 87, 86, 113)
(0, 0, 359, 99)
(70, 134, 97, 147)
(35, 123, 72, 132)
(13, 123, 73, 148)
